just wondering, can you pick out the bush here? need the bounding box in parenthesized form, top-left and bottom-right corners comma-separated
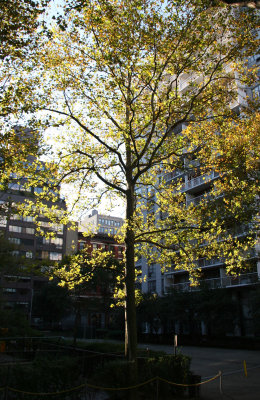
(90, 353, 191, 399)
(0, 355, 84, 399)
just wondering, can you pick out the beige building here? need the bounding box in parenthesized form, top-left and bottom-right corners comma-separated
(80, 209, 124, 236)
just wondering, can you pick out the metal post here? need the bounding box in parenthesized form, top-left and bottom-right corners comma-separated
(174, 334, 177, 356)
(219, 370, 223, 395)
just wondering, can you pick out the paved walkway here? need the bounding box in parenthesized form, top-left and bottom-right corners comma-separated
(138, 342, 260, 399)
(55, 338, 260, 399)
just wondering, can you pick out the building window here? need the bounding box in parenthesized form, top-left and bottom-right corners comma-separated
(51, 224, 64, 233)
(23, 216, 34, 222)
(78, 241, 85, 250)
(41, 251, 49, 259)
(49, 252, 62, 261)
(11, 250, 19, 257)
(148, 263, 156, 278)
(34, 187, 43, 194)
(39, 221, 49, 228)
(51, 237, 63, 248)
(20, 185, 31, 192)
(25, 227, 34, 235)
(8, 238, 21, 245)
(3, 288, 16, 293)
(148, 280, 156, 293)
(9, 225, 22, 233)
(8, 183, 20, 191)
(10, 214, 22, 221)
(26, 251, 33, 258)
(0, 216, 7, 227)
(253, 84, 260, 98)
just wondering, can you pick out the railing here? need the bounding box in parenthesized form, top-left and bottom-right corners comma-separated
(162, 170, 185, 183)
(182, 171, 219, 192)
(166, 272, 259, 292)
(186, 192, 211, 206)
(179, 73, 198, 91)
(197, 257, 225, 268)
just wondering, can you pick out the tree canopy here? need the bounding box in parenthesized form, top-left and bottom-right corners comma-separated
(6, 0, 259, 364)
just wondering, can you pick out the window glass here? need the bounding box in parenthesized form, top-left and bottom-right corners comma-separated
(78, 241, 85, 250)
(3, 288, 16, 293)
(42, 251, 49, 259)
(25, 227, 34, 235)
(49, 252, 62, 261)
(0, 216, 7, 227)
(34, 187, 43, 194)
(8, 183, 20, 191)
(23, 216, 34, 222)
(9, 225, 22, 233)
(9, 237, 21, 245)
(10, 214, 22, 220)
(51, 237, 63, 248)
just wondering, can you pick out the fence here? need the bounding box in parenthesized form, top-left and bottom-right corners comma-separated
(0, 371, 222, 399)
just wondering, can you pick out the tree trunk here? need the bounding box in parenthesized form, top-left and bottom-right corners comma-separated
(124, 185, 137, 363)
(124, 83, 137, 366)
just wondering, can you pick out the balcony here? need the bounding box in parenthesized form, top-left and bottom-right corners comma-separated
(186, 192, 211, 207)
(197, 257, 225, 268)
(182, 171, 219, 193)
(166, 272, 259, 292)
(162, 170, 185, 184)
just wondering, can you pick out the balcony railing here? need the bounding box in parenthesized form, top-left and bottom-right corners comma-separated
(182, 171, 219, 192)
(162, 170, 185, 183)
(165, 272, 259, 293)
(197, 257, 225, 268)
(186, 192, 211, 206)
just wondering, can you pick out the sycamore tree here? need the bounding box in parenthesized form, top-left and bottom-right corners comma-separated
(28, 0, 259, 365)
(0, 0, 50, 195)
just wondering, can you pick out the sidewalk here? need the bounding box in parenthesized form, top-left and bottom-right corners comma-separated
(137, 342, 260, 399)
(58, 338, 260, 399)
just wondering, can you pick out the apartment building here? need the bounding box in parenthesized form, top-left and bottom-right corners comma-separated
(0, 178, 78, 319)
(137, 47, 260, 336)
(78, 231, 125, 259)
(80, 209, 124, 236)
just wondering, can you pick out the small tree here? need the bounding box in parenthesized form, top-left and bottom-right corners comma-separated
(25, 0, 259, 367)
(33, 281, 72, 328)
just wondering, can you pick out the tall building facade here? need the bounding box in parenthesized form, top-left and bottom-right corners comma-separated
(0, 170, 78, 319)
(137, 47, 260, 336)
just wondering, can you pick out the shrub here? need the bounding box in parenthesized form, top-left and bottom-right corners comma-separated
(0, 355, 84, 399)
(90, 353, 191, 399)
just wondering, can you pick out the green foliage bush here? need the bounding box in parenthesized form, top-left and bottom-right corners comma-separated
(0, 355, 84, 399)
(0, 309, 40, 337)
(90, 353, 191, 399)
